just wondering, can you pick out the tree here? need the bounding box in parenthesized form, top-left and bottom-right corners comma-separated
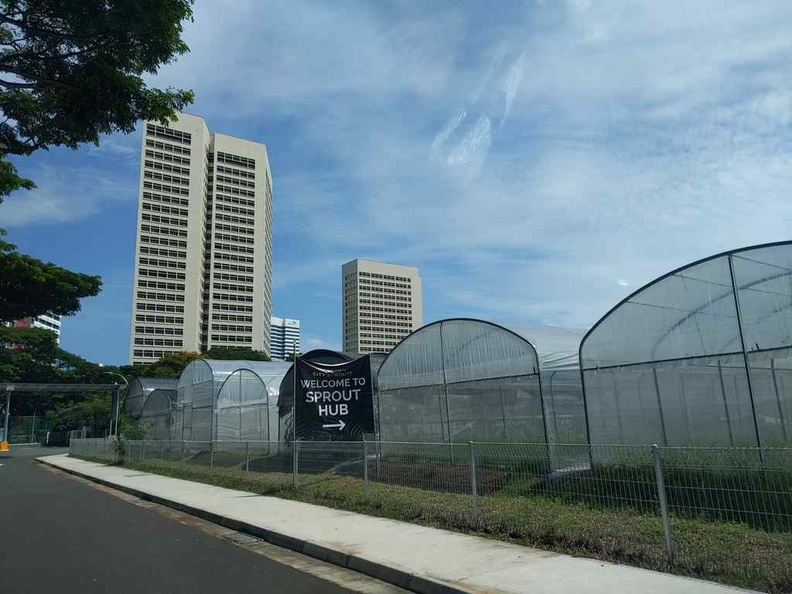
(0, 232, 101, 321)
(119, 350, 202, 380)
(47, 393, 111, 436)
(0, 0, 195, 202)
(203, 347, 270, 361)
(0, 325, 112, 415)
(118, 348, 271, 381)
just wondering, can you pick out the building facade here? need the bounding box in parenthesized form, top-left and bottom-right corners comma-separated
(270, 316, 301, 360)
(129, 113, 273, 364)
(12, 314, 62, 344)
(342, 259, 422, 354)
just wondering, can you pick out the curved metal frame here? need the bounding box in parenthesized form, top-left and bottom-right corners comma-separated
(579, 240, 792, 362)
(377, 318, 549, 446)
(579, 239, 792, 450)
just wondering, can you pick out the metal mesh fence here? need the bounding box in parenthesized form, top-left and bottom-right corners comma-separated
(68, 438, 792, 584)
(69, 437, 119, 463)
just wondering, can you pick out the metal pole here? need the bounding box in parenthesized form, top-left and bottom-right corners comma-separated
(578, 365, 594, 467)
(438, 323, 454, 464)
(210, 440, 214, 473)
(114, 384, 121, 438)
(363, 439, 369, 497)
(142, 439, 147, 462)
(100, 372, 128, 438)
(293, 439, 299, 488)
(470, 441, 479, 525)
(717, 361, 735, 446)
(292, 356, 299, 442)
(266, 382, 271, 442)
(499, 386, 508, 439)
(292, 355, 299, 489)
(537, 369, 552, 472)
(770, 359, 788, 442)
(651, 368, 669, 446)
(728, 255, 764, 461)
(245, 441, 250, 472)
(652, 444, 675, 568)
(182, 440, 187, 461)
(2, 386, 12, 445)
(160, 440, 165, 460)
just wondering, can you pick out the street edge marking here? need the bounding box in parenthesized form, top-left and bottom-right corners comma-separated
(36, 457, 475, 594)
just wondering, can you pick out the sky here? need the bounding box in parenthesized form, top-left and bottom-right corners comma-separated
(3, 0, 792, 365)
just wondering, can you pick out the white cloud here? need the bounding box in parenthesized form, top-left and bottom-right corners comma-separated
(3, 157, 137, 227)
(10, 0, 792, 355)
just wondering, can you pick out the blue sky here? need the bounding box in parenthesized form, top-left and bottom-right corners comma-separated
(3, 0, 792, 365)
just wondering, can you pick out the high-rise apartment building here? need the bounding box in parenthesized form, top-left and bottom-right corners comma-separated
(129, 113, 273, 364)
(342, 259, 422, 354)
(12, 313, 62, 344)
(270, 316, 301, 360)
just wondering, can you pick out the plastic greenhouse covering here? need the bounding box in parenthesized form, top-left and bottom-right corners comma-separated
(140, 388, 175, 440)
(175, 360, 290, 441)
(376, 319, 586, 449)
(123, 377, 178, 419)
(580, 242, 792, 448)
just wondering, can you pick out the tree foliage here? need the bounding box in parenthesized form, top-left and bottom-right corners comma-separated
(203, 347, 270, 362)
(0, 232, 101, 321)
(0, 326, 112, 415)
(0, 0, 195, 201)
(119, 350, 203, 380)
(118, 348, 272, 382)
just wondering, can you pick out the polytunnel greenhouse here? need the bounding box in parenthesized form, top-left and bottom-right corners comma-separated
(140, 388, 175, 440)
(580, 241, 792, 448)
(175, 360, 291, 441)
(376, 319, 586, 446)
(123, 377, 178, 419)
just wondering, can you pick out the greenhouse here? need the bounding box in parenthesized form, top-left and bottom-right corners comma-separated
(278, 349, 386, 440)
(376, 319, 585, 446)
(580, 241, 792, 448)
(175, 360, 290, 441)
(139, 388, 175, 440)
(123, 377, 178, 419)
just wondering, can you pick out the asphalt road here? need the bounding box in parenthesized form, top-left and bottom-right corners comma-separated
(0, 446, 354, 594)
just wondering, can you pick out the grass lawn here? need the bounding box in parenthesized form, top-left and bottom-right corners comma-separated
(75, 453, 792, 594)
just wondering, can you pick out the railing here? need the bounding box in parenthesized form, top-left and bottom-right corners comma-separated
(69, 438, 792, 581)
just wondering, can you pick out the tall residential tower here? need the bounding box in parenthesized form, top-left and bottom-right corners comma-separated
(342, 259, 422, 354)
(270, 316, 301, 360)
(129, 113, 273, 364)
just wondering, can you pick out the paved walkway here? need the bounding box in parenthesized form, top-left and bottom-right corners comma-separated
(39, 455, 754, 594)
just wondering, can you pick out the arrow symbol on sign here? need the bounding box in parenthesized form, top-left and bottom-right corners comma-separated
(322, 419, 346, 430)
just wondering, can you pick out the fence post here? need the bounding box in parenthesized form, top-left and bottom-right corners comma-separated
(160, 440, 165, 460)
(142, 440, 147, 462)
(363, 439, 369, 497)
(293, 440, 299, 488)
(652, 444, 675, 568)
(210, 441, 215, 473)
(182, 440, 186, 461)
(470, 441, 479, 525)
(245, 441, 250, 472)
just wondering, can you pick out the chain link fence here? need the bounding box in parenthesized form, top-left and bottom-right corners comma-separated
(7, 415, 51, 444)
(69, 438, 792, 588)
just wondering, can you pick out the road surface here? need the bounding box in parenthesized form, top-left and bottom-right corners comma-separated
(0, 446, 392, 594)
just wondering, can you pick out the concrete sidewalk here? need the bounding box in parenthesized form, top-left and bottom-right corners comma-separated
(39, 455, 753, 594)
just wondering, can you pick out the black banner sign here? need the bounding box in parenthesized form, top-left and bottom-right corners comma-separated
(294, 356, 374, 440)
